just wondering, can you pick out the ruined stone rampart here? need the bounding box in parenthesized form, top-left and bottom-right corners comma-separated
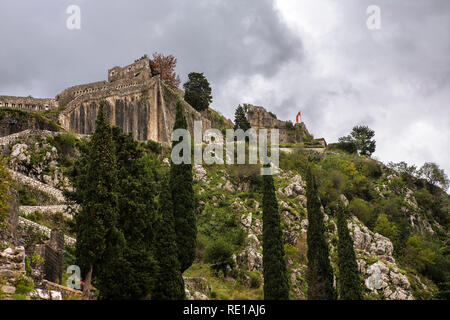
(245, 104, 310, 144)
(0, 96, 58, 112)
(108, 58, 151, 82)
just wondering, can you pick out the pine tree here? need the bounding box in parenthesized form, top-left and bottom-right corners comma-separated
(305, 166, 336, 300)
(68, 101, 124, 299)
(153, 173, 186, 300)
(234, 105, 251, 131)
(336, 202, 363, 300)
(170, 101, 197, 273)
(262, 170, 290, 300)
(183, 72, 212, 112)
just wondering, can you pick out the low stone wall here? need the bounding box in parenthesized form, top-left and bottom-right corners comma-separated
(0, 246, 27, 299)
(19, 205, 72, 219)
(9, 169, 65, 203)
(18, 217, 76, 246)
(0, 130, 59, 149)
(39, 280, 82, 300)
(0, 129, 32, 146)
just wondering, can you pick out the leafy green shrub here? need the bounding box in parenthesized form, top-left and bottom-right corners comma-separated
(13, 293, 27, 300)
(146, 140, 162, 154)
(18, 188, 38, 206)
(205, 238, 235, 276)
(348, 198, 373, 226)
(374, 213, 397, 240)
(195, 233, 208, 261)
(279, 150, 308, 175)
(52, 131, 78, 155)
(363, 161, 382, 179)
(25, 257, 32, 276)
(227, 164, 261, 190)
(249, 271, 262, 288)
(403, 236, 437, 272)
(15, 275, 34, 296)
(331, 141, 357, 154)
(227, 227, 246, 248)
(389, 177, 405, 195)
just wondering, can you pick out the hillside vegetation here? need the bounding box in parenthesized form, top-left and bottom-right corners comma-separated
(0, 107, 448, 300)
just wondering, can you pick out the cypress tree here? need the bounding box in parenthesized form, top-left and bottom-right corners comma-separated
(234, 105, 251, 131)
(68, 102, 124, 299)
(336, 202, 363, 300)
(305, 166, 336, 300)
(153, 173, 186, 300)
(262, 170, 290, 300)
(170, 101, 197, 273)
(98, 128, 158, 299)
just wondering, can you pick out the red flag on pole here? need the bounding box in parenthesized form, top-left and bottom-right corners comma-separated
(296, 112, 301, 123)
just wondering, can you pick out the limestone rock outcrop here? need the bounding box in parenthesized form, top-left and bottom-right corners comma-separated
(184, 277, 210, 300)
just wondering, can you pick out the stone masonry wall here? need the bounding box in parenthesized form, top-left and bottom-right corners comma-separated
(0, 96, 58, 112)
(59, 76, 211, 145)
(8, 169, 65, 203)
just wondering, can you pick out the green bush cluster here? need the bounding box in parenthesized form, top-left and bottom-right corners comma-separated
(205, 238, 235, 276)
(249, 271, 262, 288)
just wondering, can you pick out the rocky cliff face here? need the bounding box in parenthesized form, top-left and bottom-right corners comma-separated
(59, 77, 211, 145)
(188, 164, 434, 300)
(0, 110, 59, 138)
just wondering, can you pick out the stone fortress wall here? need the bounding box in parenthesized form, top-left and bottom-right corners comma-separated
(0, 57, 211, 145)
(0, 96, 58, 112)
(56, 59, 153, 108)
(108, 57, 151, 82)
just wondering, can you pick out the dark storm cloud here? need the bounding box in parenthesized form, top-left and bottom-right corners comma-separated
(0, 0, 303, 108)
(0, 0, 449, 189)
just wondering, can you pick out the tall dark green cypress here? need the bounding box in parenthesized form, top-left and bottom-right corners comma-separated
(262, 171, 290, 300)
(305, 166, 336, 300)
(68, 102, 124, 299)
(153, 173, 186, 300)
(170, 101, 197, 273)
(336, 202, 363, 300)
(98, 128, 158, 299)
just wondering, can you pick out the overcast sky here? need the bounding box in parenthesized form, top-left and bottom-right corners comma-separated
(1, 0, 449, 186)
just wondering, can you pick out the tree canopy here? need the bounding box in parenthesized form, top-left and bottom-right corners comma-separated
(150, 52, 181, 89)
(339, 125, 376, 156)
(183, 72, 212, 112)
(234, 105, 251, 131)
